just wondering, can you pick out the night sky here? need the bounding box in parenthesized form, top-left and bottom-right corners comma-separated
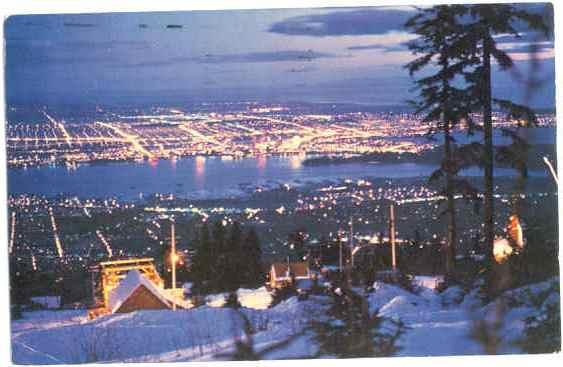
(4, 4, 555, 109)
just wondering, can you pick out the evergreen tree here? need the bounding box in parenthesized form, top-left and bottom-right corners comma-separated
(191, 221, 263, 292)
(225, 221, 244, 291)
(287, 228, 307, 261)
(405, 5, 477, 280)
(313, 287, 406, 357)
(459, 4, 549, 274)
(212, 220, 227, 291)
(243, 227, 263, 287)
(191, 222, 213, 293)
(160, 237, 172, 288)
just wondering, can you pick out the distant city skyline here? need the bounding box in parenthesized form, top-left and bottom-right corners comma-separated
(5, 4, 555, 108)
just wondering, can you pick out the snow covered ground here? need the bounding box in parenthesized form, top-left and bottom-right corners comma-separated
(11, 278, 560, 363)
(205, 287, 272, 309)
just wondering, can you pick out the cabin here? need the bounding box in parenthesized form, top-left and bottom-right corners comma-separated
(89, 257, 164, 309)
(269, 262, 311, 289)
(88, 258, 189, 318)
(108, 270, 187, 313)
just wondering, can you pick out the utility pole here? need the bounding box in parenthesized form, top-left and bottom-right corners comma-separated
(349, 217, 354, 268)
(171, 219, 176, 311)
(389, 203, 397, 271)
(338, 233, 343, 273)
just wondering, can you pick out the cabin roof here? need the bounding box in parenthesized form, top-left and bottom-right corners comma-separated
(271, 262, 310, 279)
(108, 269, 172, 313)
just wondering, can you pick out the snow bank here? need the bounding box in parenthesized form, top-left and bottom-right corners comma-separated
(205, 287, 272, 309)
(12, 291, 329, 364)
(30, 296, 61, 310)
(413, 275, 444, 290)
(367, 282, 428, 317)
(11, 278, 559, 363)
(13, 307, 248, 364)
(440, 286, 465, 307)
(237, 287, 272, 310)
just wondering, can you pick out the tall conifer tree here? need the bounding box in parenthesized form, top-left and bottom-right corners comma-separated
(459, 4, 548, 276)
(405, 5, 476, 279)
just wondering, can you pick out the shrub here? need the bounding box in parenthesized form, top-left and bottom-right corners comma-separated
(269, 284, 297, 308)
(224, 292, 241, 309)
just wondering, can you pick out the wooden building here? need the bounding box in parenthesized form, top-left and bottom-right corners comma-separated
(108, 269, 185, 313)
(269, 261, 311, 289)
(88, 258, 188, 318)
(89, 257, 164, 309)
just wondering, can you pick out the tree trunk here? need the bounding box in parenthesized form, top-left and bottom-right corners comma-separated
(441, 56, 456, 280)
(444, 121, 457, 279)
(482, 35, 495, 262)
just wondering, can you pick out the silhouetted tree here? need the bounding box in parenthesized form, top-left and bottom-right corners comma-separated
(191, 223, 213, 293)
(160, 235, 172, 287)
(405, 4, 477, 280)
(212, 220, 228, 291)
(287, 228, 307, 261)
(224, 221, 244, 291)
(459, 4, 549, 277)
(242, 227, 263, 287)
(191, 221, 264, 293)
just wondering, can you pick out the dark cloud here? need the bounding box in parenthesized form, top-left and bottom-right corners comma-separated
(269, 4, 552, 39)
(286, 65, 318, 73)
(347, 43, 408, 52)
(121, 50, 340, 68)
(502, 42, 554, 54)
(67, 40, 151, 50)
(5, 39, 151, 67)
(63, 22, 96, 28)
(494, 32, 552, 45)
(269, 9, 414, 37)
(197, 50, 337, 63)
(493, 30, 554, 57)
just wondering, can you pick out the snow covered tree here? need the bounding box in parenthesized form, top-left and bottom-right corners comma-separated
(313, 287, 405, 357)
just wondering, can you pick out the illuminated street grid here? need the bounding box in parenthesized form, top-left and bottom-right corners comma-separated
(7, 105, 555, 168)
(8, 176, 556, 273)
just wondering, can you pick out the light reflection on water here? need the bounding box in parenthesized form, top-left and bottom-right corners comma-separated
(8, 155, 546, 200)
(194, 156, 206, 190)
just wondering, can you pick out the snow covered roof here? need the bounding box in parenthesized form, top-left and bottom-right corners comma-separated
(108, 269, 174, 313)
(271, 262, 310, 280)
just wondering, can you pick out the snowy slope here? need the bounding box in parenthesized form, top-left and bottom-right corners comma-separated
(11, 278, 560, 363)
